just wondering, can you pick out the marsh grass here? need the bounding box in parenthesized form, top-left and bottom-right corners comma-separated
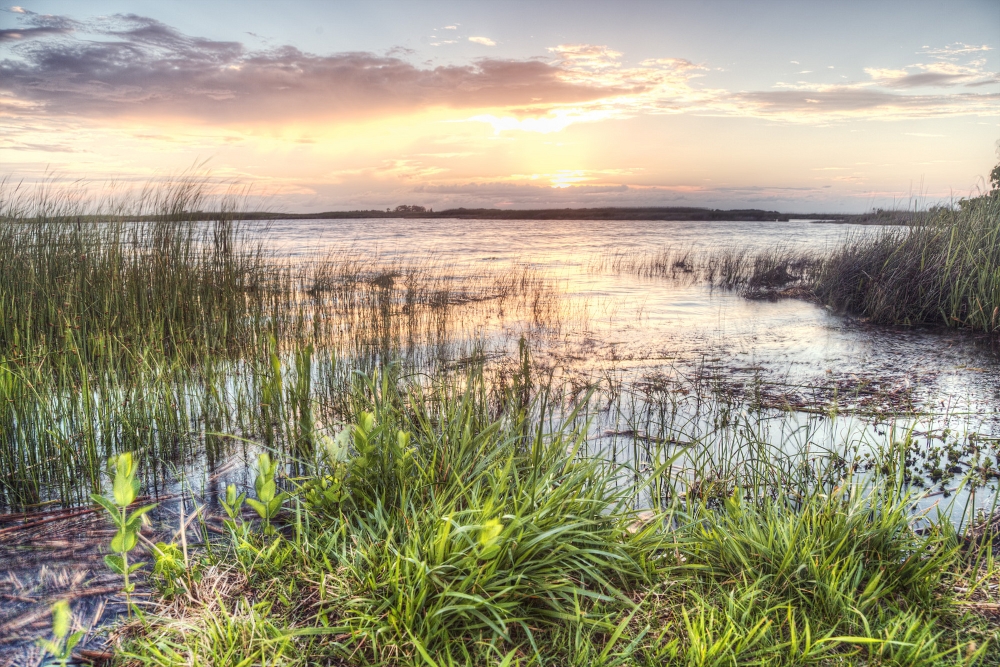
(814, 195, 1000, 334)
(3, 176, 999, 665)
(113, 371, 1000, 666)
(0, 179, 564, 508)
(595, 245, 816, 300)
(600, 195, 999, 334)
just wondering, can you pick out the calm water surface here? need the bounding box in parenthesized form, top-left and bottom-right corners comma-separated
(264, 217, 999, 413)
(2, 218, 997, 661)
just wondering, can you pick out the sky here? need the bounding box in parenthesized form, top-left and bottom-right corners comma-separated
(1, 0, 998, 213)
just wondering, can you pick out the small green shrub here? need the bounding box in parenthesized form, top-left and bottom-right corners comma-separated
(37, 600, 84, 666)
(90, 452, 157, 613)
(247, 452, 286, 535)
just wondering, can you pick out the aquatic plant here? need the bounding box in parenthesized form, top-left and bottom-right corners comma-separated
(2, 174, 997, 665)
(114, 373, 1000, 666)
(90, 452, 157, 614)
(247, 452, 286, 535)
(150, 541, 189, 600)
(36, 600, 84, 666)
(814, 193, 1000, 334)
(220, 482, 247, 532)
(0, 176, 563, 509)
(597, 182, 998, 334)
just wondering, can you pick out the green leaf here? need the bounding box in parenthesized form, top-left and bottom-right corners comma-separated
(104, 554, 125, 574)
(124, 530, 138, 552)
(268, 492, 287, 514)
(257, 452, 274, 478)
(128, 561, 146, 574)
(110, 529, 125, 553)
(90, 493, 119, 519)
(246, 498, 267, 519)
(114, 452, 134, 478)
(358, 411, 375, 434)
(125, 503, 157, 532)
(113, 472, 135, 507)
(65, 631, 84, 653)
(258, 479, 276, 504)
(51, 600, 71, 639)
(38, 639, 59, 655)
(479, 519, 504, 548)
(111, 529, 137, 553)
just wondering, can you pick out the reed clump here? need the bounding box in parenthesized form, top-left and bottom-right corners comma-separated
(114, 372, 1000, 666)
(597, 245, 816, 299)
(599, 192, 999, 334)
(814, 194, 1000, 334)
(0, 178, 564, 509)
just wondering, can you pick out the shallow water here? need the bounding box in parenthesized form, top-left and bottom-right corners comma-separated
(261, 217, 999, 519)
(2, 217, 998, 662)
(263, 217, 998, 412)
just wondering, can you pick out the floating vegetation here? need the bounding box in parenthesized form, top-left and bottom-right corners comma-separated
(102, 374, 1000, 666)
(0, 177, 997, 664)
(597, 192, 999, 336)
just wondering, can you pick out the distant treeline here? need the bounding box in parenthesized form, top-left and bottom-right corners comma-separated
(258, 206, 836, 222)
(235, 207, 935, 224)
(12, 205, 940, 225)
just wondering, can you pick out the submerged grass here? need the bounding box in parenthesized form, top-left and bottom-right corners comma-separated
(3, 176, 999, 665)
(600, 192, 999, 336)
(0, 178, 563, 508)
(109, 371, 1000, 666)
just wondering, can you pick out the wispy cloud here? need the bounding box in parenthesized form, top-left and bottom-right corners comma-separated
(0, 13, 995, 133)
(0, 15, 627, 123)
(329, 158, 449, 182)
(728, 87, 998, 121)
(467, 41, 998, 133)
(0, 9, 74, 42)
(403, 180, 864, 210)
(921, 42, 993, 58)
(0, 25, 70, 42)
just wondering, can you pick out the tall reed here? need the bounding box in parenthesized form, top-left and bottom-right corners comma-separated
(117, 371, 1000, 666)
(814, 194, 999, 334)
(0, 178, 565, 508)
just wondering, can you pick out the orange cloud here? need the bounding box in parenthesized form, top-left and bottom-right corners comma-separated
(0, 15, 637, 126)
(2, 13, 995, 134)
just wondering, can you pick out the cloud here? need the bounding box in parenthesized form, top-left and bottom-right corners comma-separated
(463, 46, 715, 133)
(860, 44, 999, 91)
(921, 42, 992, 58)
(0, 25, 70, 42)
(0, 10, 74, 42)
(865, 58, 997, 89)
(468, 36, 496, 46)
(409, 181, 634, 207)
(0, 139, 81, 152)
(474, 41, 999, 130)
(729, 87, 998, 120)
(328, 158, 450, 182)
(0, 13, 995, 133)
(400, 180, 870, 210)
(0, 15, 632, 123)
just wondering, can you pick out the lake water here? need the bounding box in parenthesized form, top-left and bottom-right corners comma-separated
(263, 217, 999, 416)
(2, 217, 998, 661)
